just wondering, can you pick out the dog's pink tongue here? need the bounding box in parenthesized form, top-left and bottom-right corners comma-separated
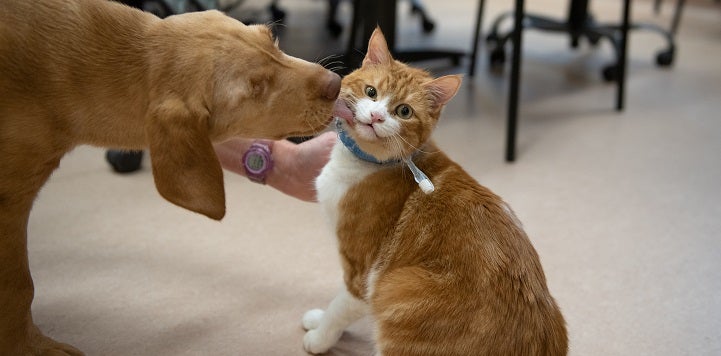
(333, 100, 354, 124)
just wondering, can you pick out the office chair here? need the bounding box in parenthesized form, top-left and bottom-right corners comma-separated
(481, 0, 679, 82)
(325, 0, 435, 37)
(465, 0, 685, 161)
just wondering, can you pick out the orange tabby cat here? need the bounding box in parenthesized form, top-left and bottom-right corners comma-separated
(302, 28, 568, 356)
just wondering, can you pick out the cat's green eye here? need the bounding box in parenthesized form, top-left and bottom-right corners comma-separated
(395, 104, 413, 119)
(365, 86, 377, 99)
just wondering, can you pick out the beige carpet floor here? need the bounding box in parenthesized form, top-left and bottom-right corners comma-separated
(26, 0, 720, 355)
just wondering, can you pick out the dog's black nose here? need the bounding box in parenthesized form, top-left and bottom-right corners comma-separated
(324, 72, 341, 100)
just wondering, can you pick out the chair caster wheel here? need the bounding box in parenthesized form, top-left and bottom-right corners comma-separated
(422, 18, 435, 33)
(106, 150, 143, 173)
(570, 36, 580, 49)
(489, 47, 506, 71)
(656, 49, 674, 67)
(602, 64, 618, 82)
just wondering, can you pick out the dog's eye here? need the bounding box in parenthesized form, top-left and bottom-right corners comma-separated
(365, 86, 377, 99)
(395, 104, 413, 119)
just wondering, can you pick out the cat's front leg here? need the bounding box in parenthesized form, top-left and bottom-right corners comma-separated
(302, 288, 368, 354)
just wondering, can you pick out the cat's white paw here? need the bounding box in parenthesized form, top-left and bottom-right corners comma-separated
(303, 329, 336, 354)
(302, 309, 325, 331)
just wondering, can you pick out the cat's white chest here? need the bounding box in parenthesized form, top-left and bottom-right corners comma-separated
(316, 142, 379, 226)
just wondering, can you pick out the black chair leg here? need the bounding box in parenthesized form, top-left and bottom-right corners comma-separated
(468, 0, 486, 77)
(617, 0, 631, 111)
(670, 0, 686, 36)
(653, 0, 685, 36)
(506, 0, 525, 162)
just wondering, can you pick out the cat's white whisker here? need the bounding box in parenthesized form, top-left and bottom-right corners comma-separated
(391, 132, 420, 154)
(395, 132, 439, 155)
(388, 134, 406, 159)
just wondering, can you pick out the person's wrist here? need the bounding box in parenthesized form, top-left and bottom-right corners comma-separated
(271, 140, 321, 202)
(264, 140, 297, 195)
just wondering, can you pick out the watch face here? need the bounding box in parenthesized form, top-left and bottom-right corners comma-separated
(246, 153, 267, 174)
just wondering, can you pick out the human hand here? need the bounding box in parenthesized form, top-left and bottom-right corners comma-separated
(215, 131, 338, 202)
(266, 131, 337, 202)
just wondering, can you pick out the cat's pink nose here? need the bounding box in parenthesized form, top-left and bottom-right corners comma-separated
(371, 112, 384, 123)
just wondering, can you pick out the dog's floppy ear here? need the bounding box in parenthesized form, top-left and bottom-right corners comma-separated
(146, 98, 225, 220)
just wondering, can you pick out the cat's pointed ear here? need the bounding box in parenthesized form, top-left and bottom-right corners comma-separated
(424, 75, 463, 109)
(362, 27, 392, 66)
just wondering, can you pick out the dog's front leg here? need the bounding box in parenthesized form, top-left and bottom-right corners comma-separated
(0, 220, 36, 355)
(0, 156, 83, 355)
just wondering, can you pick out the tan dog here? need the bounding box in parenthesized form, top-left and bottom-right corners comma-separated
(0, 0, 340, 354)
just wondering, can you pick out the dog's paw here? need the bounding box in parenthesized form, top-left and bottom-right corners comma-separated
(303, 329, 336, 355)
(302, 309, 324, 331)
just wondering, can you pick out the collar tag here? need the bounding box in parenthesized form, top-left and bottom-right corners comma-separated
(404, 157, 435, 194)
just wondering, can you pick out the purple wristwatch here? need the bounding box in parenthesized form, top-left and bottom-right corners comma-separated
(242, 140, 273, 184)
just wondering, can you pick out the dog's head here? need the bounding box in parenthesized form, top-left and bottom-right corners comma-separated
(209, 24, 341, 141)
(145, 12, 340, 220)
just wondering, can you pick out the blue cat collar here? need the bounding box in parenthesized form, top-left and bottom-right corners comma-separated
(335, 118, 397, 165)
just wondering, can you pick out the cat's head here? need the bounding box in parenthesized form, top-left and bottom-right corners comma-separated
(333, 28, 462, 162)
